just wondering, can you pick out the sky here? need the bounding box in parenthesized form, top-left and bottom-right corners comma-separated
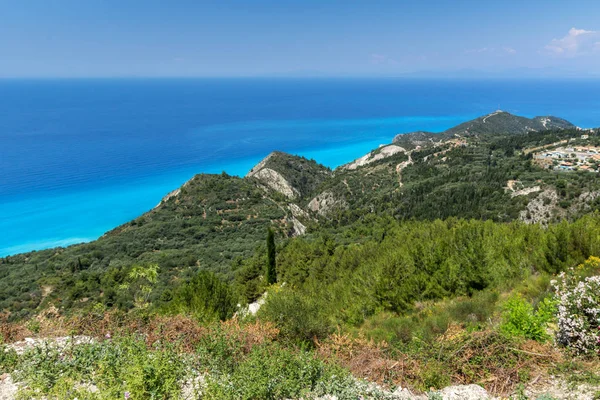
(1, 0, 600, 78)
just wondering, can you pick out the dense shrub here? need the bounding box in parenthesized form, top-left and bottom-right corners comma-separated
(500, 295, 556, 342)
(13, 336, 187, 400)
(258, 289, 332, 344)
(165, 271, 236, 322)
(203, 344, 347, 399)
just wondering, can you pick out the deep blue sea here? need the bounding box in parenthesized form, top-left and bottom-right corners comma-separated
(2, 78, 600, 256)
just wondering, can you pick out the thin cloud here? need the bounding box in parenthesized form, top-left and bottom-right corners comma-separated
(465, 47, 489, 54)
(464, 47, 516, 55)
(544, 27, 600, 57)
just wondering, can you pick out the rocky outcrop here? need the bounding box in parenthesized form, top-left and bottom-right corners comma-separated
(252, 167, 300, 199)
(0, 375, 17, 400)
(287, 203, 310, 236)
(505, 180, 542, 198)
(520, 189, 559, 225)
(343, 145, 406, 170)
(246, 152, 275, 177)
(308, 191, 348, 216)
(155, 188, 181, 208)
(247, 151, 332, 200)
(436, 384, 492, 399)
(6, 335, 94, 355)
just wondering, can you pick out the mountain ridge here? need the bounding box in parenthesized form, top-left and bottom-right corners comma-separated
(392, 111, 576, 149)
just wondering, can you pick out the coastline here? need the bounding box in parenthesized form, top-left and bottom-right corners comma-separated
(0, 135, 406, 257)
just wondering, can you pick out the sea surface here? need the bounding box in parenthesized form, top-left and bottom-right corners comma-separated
(2, 78, 600, 256)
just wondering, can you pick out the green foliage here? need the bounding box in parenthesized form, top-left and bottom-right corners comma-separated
(259, 289, 332, 344)
(165, 271, 236, 322)
(203, 344, 345, 399)
(0, 173, 289, 318)
(500, 295, 556, 342)
(12, 337, 187, 400)
(196, 331, 389, 400)
(2, 329, 390, 400)
(268, 215, 600, 335)
(0, 344, 18, 374)
(2, 127, 600, 320)
(119, 264, 159, 310)
(234, 248, 268, 303)
(258, 151, 332, 199)
(266, 228, 277, 285)
(360, 290, 500, 345)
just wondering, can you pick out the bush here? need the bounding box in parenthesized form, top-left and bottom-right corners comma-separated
(203, 344, 343, 399)
(500, 295, 555, 342)
(202, 341, 390, 400)
(258, 289, 332, 344)
(166, 271, 236, 322)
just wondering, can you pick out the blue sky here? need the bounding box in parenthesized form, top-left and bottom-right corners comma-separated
(1, 0, 600, 78)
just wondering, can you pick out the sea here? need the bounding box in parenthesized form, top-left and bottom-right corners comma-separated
(2, 78, 600, 256)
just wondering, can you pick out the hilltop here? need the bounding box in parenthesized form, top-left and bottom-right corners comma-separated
(247, 151, 332, 200)
(393, 111, 575, 149)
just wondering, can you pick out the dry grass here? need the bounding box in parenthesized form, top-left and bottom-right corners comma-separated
(1, 311, 280, 355)
(316, 325, 566, 396)
(317, 330, 419, 390)
(443, 329, 562, 395)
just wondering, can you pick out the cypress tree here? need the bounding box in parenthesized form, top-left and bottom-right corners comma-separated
(266, 228, 277, 284)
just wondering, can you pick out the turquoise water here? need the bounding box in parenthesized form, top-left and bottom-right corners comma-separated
(2, 78, 600, 256)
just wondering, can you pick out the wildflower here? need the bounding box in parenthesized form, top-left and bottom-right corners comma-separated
(124, 391, 130, 399)
(105, 332, 111, 339)
(553, 262, 600, 355)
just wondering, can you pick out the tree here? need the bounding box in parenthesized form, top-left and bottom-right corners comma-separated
(266, 228, 277, 284)
(168, 271, 235, 322)
(118, 264, 159, 310)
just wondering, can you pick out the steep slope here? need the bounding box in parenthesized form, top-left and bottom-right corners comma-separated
(341, 144, 407, 170)
(0, 152, 332, 318)
(0, 173, 294, 318)
(247, 151, 332, 200)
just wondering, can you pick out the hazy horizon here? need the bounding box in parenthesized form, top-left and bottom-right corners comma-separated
(2, 1, 600, 79)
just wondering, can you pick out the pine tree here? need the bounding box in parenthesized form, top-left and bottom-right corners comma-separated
(266, 228, 277, 284)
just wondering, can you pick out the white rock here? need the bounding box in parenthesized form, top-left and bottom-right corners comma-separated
(253, 168, 299, 199)
(437, 384, 491, 400)
(0, 375, 18, 400)
(392, 386, 427, 399)
(343, 145, 406, 170)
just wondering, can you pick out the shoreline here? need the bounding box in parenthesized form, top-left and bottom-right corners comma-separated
(0, 135, 401, 257)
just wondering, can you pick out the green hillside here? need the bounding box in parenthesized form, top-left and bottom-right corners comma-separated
(2, 114, 600, 320)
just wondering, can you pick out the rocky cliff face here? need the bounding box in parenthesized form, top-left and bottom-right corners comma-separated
(342, 145, 407, 170)
(247, 151, 332, 200)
